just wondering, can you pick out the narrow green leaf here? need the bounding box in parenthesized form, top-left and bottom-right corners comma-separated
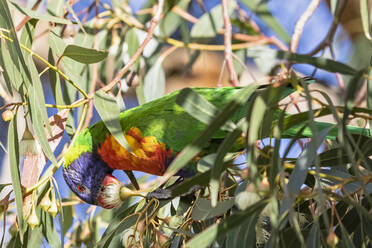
(144, 59, 165, 102)
(62, 44, 108, 64)
(125, 28, 140, 69)
(246, 48, 357, 75)
(191, 3, 235, 38)
(226, 210, 259, 248)
(10, 2, 71, 24)
(0, 0, 32, 89)
(210, 127, 243, 206)
(240, 0, 290, 43)
(166, 83, 260, 175)
(281, 126, 332, 214)
(7, 115, 24, 243)
(62, 204, 73, 235)
(175, 88, 236, 132)
(160, 0, 191, 36)
(20, 19, 38, 55)
(27, 226, 43, 248)
(28, 74, 57, 165)
(191, 198, 235, 221)
(47, 0, 65, 16)
(0, 42, 16, 94)
(360, 0, 371, 40)
(94, 90, 133, 153)
(48, 48, 65, 106)
(306, 224, 320, 248)
(186, 200, 265, 248)
(41, 211, 61, 248)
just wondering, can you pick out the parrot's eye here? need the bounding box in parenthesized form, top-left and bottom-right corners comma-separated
(76, 184, 86, 193)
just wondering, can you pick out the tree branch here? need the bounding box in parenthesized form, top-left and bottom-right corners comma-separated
(222, 0, 239, 86)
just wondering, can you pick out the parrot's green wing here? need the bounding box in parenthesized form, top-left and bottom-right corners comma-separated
(64, 87, 246, 168)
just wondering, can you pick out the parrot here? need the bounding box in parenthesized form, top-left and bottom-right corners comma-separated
(62, 85, 370, 209)
(63, 87, 254, 209)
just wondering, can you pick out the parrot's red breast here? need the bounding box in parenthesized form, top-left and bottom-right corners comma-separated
(97, 127, 173, 175)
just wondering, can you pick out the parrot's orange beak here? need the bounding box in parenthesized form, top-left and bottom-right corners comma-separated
(97, 174, 122, 209)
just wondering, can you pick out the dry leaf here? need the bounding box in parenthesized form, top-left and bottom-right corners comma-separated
(21, 110, 68, 215)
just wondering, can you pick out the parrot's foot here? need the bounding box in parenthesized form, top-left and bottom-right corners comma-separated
(146, 185, 201, 201)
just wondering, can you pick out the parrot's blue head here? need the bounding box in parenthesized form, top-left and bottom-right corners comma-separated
(63, 152, 123, 209)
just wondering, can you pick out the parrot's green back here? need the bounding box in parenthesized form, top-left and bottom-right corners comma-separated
(64, 87, 246, 168)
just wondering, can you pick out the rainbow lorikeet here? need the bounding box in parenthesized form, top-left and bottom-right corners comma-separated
(63, 87, 268, 208)
(63, 87, 254, 209)
(62, 85, 369, 209)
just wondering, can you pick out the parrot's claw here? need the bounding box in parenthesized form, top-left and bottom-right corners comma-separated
(146, 185, 201, 201)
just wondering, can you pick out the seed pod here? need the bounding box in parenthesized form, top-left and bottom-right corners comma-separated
(48, 195, 59, 218)
(2, 110, 13, 122)
(40, 193, 52, 212)
(27, 206, 39, 230)
(327, 231, 339, 248)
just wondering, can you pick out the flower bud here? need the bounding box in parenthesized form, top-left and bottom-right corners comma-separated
(27, 206, 39, 230)
(48, 196, 59, 218)
(40, 193, 52, 212)
(19, 126, 40, 156)
(327, 231, 339, 247)
(2, 110, 13, 122)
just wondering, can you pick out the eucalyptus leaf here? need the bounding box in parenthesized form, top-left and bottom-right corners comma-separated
(191, 198, 235, 221)
(186, 200, 265, 248)
(191, 3, 235, 38)
(246, 48, 357, 75)
(240, 0, 290, 43)
(11, 2, 71, 24)
(62, 45, 108, 64)
(8, 115, 24, 243)
(144, 59, 166, 102)
(94, 91, 133, 153)
(360, 0, 371, 40)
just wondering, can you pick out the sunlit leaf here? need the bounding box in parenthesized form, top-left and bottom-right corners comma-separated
(191, 3, 235, 38)
(240, 0, 290, 43)
(11, 2, 71, 24)
(360, 0, 371, 40)
(144, 59, 165, 102)
(94, 90, 133, 153)
(8, 115, 24, 243)
(246, 48, 357, 75)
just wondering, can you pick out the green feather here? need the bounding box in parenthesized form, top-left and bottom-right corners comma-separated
(64, 87, 243, 167)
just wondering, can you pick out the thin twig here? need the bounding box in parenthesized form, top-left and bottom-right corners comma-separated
(308, 0, 347, 56)
(290, 0, 322, 53)
(102, 0, 165, 93)
(15, 0, 42, 31)
(222, 0, 238, 86)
